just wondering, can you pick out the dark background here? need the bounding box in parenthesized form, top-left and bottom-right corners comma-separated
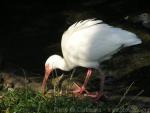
(1, 0, 150, 74)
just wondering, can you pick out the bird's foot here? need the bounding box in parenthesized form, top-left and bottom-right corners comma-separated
(72, 82, 88, 95)
(86, 91, 104, 101)
(72, 86, 85, 94)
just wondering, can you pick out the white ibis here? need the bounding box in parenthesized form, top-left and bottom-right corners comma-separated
(42, 19, 142, 99)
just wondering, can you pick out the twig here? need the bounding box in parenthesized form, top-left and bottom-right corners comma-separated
(126, 89, 144, 104)
(117, 82, 134, 106)
(54, 69, 58, 77)
(70, 68, 76, 80)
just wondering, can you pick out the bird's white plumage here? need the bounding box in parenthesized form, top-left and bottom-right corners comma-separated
(60, 19, 141, 70)
(46, 19, 142, 71)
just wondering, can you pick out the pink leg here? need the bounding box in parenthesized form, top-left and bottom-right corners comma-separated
(85, 67, 105, 101)
(73, 67, 105, 101)
(72, 68, 92, 94)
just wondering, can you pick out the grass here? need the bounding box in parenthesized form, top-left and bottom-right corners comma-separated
(0, 85, 146, 113)
(0, 89, 106, 113)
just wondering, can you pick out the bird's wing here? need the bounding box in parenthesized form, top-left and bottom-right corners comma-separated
(62, 19, 103, 38)
(61, 19, 141, 68)
(62, 21, 122, 64)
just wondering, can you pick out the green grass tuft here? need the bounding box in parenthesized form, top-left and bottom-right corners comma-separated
(0, 88, 145, 113)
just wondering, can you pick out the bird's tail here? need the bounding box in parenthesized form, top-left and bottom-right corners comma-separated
(124, 34, 142, 47)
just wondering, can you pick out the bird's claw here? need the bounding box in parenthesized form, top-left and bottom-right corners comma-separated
(85, 91, 104, 101)
(72, 82, 88, 94)
(72, 82, 104, 101)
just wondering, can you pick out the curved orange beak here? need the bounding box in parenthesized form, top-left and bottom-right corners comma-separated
(41, 64, 53, 95)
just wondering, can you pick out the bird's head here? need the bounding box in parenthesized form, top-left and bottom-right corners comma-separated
(45, 55, 63, 69)
(41, 55, 64, 95)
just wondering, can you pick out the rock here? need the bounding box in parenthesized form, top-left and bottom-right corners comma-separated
(27, 81, 42, 92)
(0, 72, 44, 92)
(137, 13, 150, 28)
(124, 13, 150, 29)
(0, 72, 29, 90)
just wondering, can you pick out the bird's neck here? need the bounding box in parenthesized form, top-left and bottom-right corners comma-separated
(54, 56, 72, 71)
